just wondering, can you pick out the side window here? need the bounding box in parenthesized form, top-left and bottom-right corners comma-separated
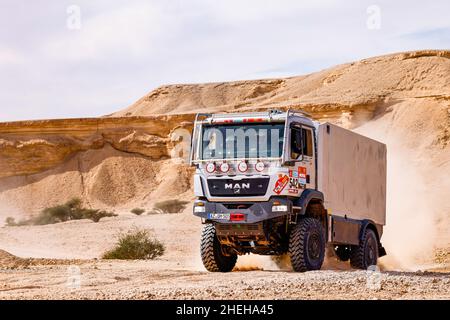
(290, 127, 302, 159)
(302, 128, 313, 157)
(291, 126, 313, 160)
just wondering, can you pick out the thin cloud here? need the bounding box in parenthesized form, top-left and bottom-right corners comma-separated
(42, 2, 166, 61)
(0, 47, 26, 66)
(0, 0, 449, 121)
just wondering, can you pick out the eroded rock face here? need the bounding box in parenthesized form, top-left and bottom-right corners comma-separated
(2, 50, 449, 180)
(0, 115, 193, 178)
(0, 50, 448, 215)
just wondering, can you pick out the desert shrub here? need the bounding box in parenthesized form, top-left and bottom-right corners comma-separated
(79, 209, 117, 223)
(131, 208, 145, 216)
(5, 217, 17, 227)
(6, 198, 118, 226)
(148, 199, 189, 215)
(4, 217, 29, 227)
(34, 205, 72, 225)
(102, 228, 165, 260)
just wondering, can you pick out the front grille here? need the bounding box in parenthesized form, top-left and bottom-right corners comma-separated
(217, 224, 232, 230)
(215, 223, 264, 236)
(207, 178, 269, 197)
(222, 203, 252, 210)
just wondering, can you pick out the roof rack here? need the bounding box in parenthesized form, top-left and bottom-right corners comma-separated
(207, 111, 275, 120)
(193, 108, 312, 123)
(286, 107, 313, 119)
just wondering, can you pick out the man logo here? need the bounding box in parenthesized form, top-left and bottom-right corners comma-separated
(225, 183, 250, 191)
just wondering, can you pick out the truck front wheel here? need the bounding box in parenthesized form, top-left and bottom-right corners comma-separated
(200, 224, 237, 272)
(289, 218, 325, 272)
(350, 228, 379, 269)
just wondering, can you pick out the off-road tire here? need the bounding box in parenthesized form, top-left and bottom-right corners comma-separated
(350, 228, 379, 269)
(201, 224, 237, 272)
(334, 245, 351, 261)
(289, 218, 325, 272)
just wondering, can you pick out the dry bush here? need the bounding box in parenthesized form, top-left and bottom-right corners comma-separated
(4, 198, 117, 226)
(102, 228, 165, 260)
(131, 208, 145, 216)
(148, 199, 189, 215)
(5, 217, 17, 227)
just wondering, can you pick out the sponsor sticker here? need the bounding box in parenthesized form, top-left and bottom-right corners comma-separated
(289, 169, 299, 178)
(288, 166, 308, 189)
(273, 175, 289, 194)
(298, 166, 307, 185)
(288, 188, 299, 194)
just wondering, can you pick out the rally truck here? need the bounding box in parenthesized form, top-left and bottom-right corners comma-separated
(189, 109, 387, 272)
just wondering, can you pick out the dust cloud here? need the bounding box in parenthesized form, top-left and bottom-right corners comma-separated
(357, 120, 445, 271)
(234, 254, 279, 271)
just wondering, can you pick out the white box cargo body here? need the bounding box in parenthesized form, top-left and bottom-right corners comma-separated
(317, 123, 387, 226)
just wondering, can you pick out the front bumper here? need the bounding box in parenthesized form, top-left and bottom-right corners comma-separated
(193, 198, 292, 224)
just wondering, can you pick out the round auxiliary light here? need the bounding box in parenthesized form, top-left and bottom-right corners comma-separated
(220, 162, 230, 173)
(255, 162, 265, 172)
(206, 162, 216, 173)
(238, 161, 248, 173)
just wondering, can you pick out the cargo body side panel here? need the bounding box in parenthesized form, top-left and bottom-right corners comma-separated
(317, 123, 386, 225)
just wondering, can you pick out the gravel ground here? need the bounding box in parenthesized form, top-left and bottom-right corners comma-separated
(0, 260, 449, 300)
(0, 212, 448, 300)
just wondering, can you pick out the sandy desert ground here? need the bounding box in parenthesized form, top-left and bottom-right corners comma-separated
(0, 50, 449, 300)
(0, 208, 448, 300)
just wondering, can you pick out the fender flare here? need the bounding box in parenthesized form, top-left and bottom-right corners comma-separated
(293, 189, 324, 216)
(359, 219, 378, 240)
(359, 219, 387, 257)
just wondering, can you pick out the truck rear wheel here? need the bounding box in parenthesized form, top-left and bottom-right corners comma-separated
(289, 218, 325, 272)
(200, 224, 237, 272)
(350, 228, 378, 269)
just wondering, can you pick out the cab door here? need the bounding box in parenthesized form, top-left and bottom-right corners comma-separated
(287, 123, 316, 192)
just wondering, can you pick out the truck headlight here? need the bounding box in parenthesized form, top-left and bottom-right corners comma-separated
(194, 203, 206, 213)
(272, 205, 288, 212)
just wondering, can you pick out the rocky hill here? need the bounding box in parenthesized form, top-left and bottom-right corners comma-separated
(0, 50, 449, 269)
(114, 50, 450, 124)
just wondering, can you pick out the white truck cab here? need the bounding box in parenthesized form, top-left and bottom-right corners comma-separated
(190, 109, 386, 272)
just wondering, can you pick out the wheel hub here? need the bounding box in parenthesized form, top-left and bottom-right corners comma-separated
(308, 233, 321, 260)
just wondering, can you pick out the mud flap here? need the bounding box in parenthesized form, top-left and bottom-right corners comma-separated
(379, 244, 387, 257)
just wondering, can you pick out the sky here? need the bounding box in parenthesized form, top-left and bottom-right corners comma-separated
(0, 0, 449, 121)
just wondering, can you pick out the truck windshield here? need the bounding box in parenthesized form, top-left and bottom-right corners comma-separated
(201, 123, 285, 160)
